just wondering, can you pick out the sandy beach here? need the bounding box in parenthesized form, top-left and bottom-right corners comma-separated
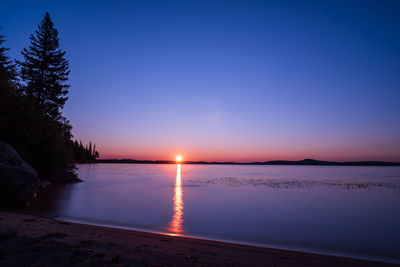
(0, 212, 394, 266)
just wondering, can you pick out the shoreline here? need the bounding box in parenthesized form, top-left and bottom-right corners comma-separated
(61, 216, 399, 265)
(95, 159, 400, 166)
(0, 211, 396, 266)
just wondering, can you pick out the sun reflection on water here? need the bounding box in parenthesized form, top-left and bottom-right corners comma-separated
(169, 163, 184, 234)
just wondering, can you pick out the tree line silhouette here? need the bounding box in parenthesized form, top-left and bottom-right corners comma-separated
(0, 12, 98, 182)
(73, 140, 99, 163)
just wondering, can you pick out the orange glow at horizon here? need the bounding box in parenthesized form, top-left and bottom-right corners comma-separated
(99, 143, 400, 163)
(169, 163, 184, 234)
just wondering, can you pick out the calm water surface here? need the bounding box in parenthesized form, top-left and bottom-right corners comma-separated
(26, 164, 400, 263)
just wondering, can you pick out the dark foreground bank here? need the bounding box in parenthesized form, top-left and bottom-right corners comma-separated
(0, 212, 395, 267)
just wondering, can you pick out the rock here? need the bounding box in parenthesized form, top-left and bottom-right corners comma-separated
(41, 165, 82, 183)
(0, 141, 39, 206)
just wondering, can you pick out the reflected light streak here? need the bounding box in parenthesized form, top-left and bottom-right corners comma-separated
(168, 163, 184, 234)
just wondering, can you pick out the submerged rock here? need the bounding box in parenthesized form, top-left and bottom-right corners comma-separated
(0, 141, 39, 206)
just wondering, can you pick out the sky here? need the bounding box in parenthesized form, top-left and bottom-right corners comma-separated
(1, 0, 400, 162)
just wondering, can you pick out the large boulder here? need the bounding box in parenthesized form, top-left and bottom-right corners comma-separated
(0, 141, 39, 206)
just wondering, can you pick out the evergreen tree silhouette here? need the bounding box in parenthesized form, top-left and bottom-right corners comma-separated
(19, 12, 70, 120)
(0, 31, 18, 92)
(89, 141, 92, 157)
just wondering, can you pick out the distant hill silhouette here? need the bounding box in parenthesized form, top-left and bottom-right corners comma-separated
(96, 158, 400, 166)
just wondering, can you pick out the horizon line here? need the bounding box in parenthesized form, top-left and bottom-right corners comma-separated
(94, 158, 400, 166)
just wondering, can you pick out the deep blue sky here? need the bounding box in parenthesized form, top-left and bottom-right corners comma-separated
(2, 0, 400, 161)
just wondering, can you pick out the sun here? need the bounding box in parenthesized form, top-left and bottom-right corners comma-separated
(176, 155, 183, 162)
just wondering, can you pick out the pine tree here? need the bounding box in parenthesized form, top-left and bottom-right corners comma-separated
(19, 12, 70, 120)
(93, 143, 96, 157)
(0, 31, 18, 92)
(89, 141, 92, 157)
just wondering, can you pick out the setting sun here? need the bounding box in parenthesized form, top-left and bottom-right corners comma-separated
(176, 155, 183, 162)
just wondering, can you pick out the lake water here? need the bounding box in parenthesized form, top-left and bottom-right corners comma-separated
(26, 164, 400, 263)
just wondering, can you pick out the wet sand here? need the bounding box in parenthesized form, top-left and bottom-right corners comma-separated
(0, 212, 395, 266)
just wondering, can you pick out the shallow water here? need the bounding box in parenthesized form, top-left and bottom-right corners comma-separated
(26, 164, 400, 263)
